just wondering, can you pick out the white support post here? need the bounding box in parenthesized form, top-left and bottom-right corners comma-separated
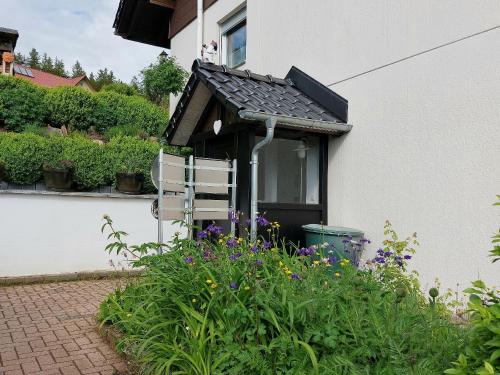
(230, 159, 237, 236)
(157, 148, 164, 254)
(187, 155, 194, 240)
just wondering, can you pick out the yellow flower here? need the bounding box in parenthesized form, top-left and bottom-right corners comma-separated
(126, 313, 132, 318)
(211, 283, 218, 289)
(313, 260, 320, 266)
(206, 279, 213, 284)
(218, 239, 223, 244)
(192, 298, 197, 303)
(335, 272, 341, 278)
(285, 270, 292, 275)
(279, 261, 284, 267)
(244, 286, 250, 290)
(237, 237, 243, 243)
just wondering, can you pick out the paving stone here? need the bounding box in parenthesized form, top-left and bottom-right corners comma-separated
(0, 280, 127, 374)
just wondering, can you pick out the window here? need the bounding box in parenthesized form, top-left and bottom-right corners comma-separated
(258, 137, 320, 204)
(220, 8, 246, 68)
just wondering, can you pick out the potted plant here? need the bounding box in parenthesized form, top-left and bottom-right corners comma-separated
(43, 160, 75, 191)
(115, 161, 144, 194)
(0, 160, 5, 183)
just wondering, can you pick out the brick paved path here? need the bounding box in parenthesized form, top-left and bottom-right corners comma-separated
(0, 280, 128, 375)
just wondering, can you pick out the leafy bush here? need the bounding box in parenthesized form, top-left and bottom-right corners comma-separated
(57, 135, 111, 190)
(103, 123, 147, 141)
(94, 91, 168, 136)
(45, 86, 96, 131)
(99, 218, 466, 375)
(106, 136, 160, 193)
(0, 75, 47, 131)
(101, 82, 140, 97)
(0, 132, 50, 184)
(446, 198, 500, 375)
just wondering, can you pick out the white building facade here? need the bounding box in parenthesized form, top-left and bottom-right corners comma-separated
(163, 0, 500, 290)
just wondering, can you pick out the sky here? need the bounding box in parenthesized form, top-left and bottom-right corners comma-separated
(3, 0, 166, 82)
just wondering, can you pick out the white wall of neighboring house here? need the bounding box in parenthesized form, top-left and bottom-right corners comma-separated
(169, 0, 500, 290)
(0, 193, 183, 277)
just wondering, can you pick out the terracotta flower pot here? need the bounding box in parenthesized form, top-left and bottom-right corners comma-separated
(43, 167, 73, 191)
(116, 172, 144, 194)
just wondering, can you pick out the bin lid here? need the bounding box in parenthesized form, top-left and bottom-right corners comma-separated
(302, 224, 363, 237)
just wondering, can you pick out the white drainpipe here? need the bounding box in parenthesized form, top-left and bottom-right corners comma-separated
(197, 0, 203, 59)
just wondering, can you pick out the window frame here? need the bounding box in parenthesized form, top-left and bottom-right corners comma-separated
(220, 8, 247, 68)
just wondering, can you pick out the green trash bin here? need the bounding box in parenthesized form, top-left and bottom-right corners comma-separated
(302, 224, 365, 267)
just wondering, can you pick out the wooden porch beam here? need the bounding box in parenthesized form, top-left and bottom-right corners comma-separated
(150, 0, 176, 9)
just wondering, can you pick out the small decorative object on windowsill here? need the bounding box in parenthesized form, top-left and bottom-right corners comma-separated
(43, 160, 75, 191)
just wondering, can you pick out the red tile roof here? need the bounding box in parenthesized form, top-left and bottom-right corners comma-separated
(14, 64, 93, 90)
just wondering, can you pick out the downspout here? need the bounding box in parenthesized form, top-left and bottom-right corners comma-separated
(197, 0, 203, 58)
(250, 116, 277, 241)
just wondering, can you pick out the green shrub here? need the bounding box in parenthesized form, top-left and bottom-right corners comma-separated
(57, 135, 110, 190)
(94, 91, 168, 136)
(106, 136, 160, 193)
(103, 123, 147, 141)
(0, 132, 49, 184)
(99, 218, 466, 375)
(116, 95, 168, 137)
(45, 86, 96, 131)
(446, 198, 500, 375)
(0, 75, 47, 131)
(101, 82, 140, 96)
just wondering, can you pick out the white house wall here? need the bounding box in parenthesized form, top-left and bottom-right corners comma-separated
(169, 0, 500, 289)
(0, 194, 183, 277)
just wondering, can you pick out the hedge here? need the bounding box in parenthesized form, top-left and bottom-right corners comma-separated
(45, 86, 96, 131)
(0, 132, 50, 184)
(0, 132, 169, 191)
(0, 76, 169, 136)
(0, 75, 47, 132)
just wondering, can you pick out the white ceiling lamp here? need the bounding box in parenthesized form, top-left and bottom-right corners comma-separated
(294, 139, 310, 159)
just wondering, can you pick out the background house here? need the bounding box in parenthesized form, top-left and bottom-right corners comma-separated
(13, 64, 95, 91)
(113, 0, 500, 290)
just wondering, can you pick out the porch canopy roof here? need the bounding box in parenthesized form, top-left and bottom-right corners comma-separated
(166, 59, 352, 145)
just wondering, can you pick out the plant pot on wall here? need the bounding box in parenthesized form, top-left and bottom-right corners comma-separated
(116, 172, 144, 194)
(43, 160, 74, 191)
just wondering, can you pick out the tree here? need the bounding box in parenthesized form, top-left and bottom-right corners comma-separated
(53, 58, 67, 77)
(71, 61, 86, 78)
(14, 53, 25, 65)
(41, 53, 54, 73)
(140, 55, 187, 106)
(27, 48, 40, 69)
(90, 68, 116, 91)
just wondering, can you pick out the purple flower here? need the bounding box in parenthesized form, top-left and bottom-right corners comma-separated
(256, 259, 263, 266)
(203, 250, 211, 260)
(226, 238, 238, 248)
(197, 231, 208, 239)
(263, 241, 271, 249)
(291, 273, 300, 280)
(184, 256, 193, 264)
(404, 255, 412, 260)
(297, 246, 316, 256)
(376, 249, 384, 256)
(250, 243, 258, 253)
(229, 252, 242, 261)
(256, 215, 270, 227)
(374, 256, 385, 264)
(206, 224, 223, 235)
(228, 210, 239, 224)
(328, 256, 337, 264)
(383, 251, 393, 257)
(360, 238, 371, 244)
(230, 282, 238, 289)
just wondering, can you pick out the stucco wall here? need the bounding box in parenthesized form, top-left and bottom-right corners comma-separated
(0, 193, 183, 277)
(169, 0, 500, 289)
